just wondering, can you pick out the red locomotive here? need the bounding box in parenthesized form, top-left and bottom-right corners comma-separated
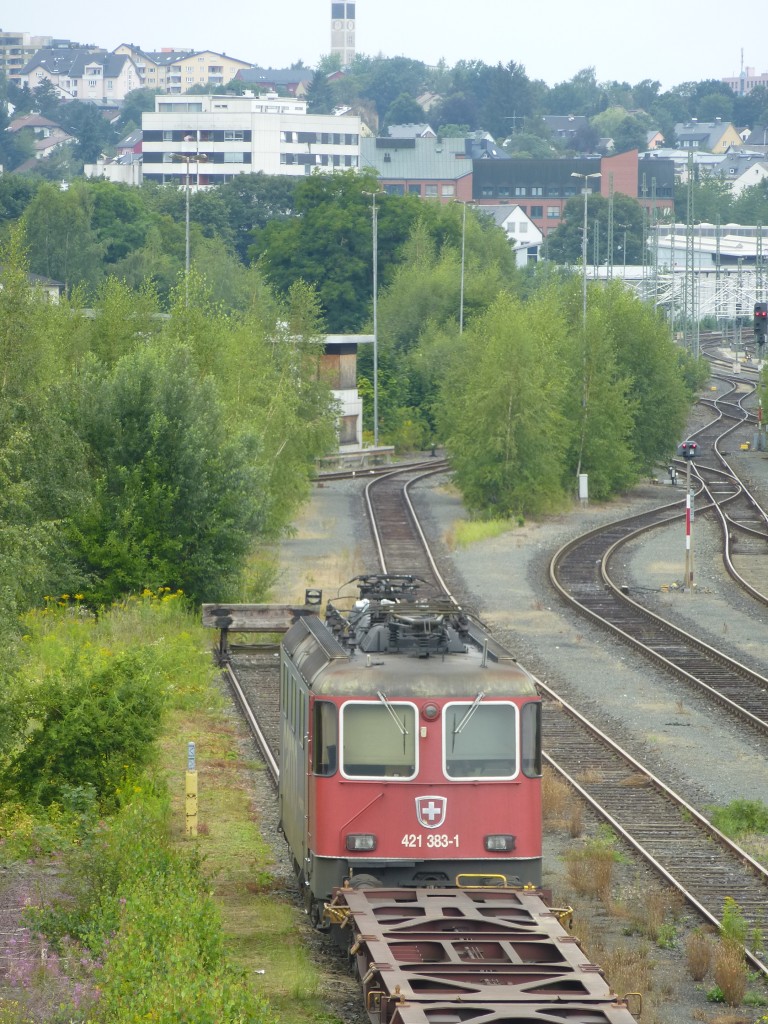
(278, 574, 542, 923)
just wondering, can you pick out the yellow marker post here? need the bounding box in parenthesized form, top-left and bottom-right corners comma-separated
(186, 741, 198, 836)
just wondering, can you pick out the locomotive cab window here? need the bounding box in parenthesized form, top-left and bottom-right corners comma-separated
(444, 701, 517, 778)
(341, 701, 417, 778)
(312, 700, 338, 776)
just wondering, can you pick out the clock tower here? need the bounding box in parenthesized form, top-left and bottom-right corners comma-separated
(330, 1, 356, 67)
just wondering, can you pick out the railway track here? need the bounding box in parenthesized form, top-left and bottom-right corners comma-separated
(226, 461, 768, 984)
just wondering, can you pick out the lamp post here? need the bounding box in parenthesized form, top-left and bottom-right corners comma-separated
(362, 189, 385, 448)
(171, 148, 208, 306)
(570, 170, 601, 486)
(460, 200, 467, 334)
(571, 171, 601, 328)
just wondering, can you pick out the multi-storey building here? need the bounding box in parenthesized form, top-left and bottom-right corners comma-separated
(113, 44, 253, 93)
(0, 30, 54, 85)
(141, 92, 361, 186)
(722, 66, 768, 96)
(18, 48, 140, 102)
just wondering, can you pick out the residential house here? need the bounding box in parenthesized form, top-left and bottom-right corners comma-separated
(234, 67, 313, 97)
(476, 205, 543, 265)
(0, 268, 65, 302)
(541, 115, 589, 143)
(6, 113, 73, 160)
(674, 119, 742, 153)
(19, 48, 140, 103)
(645, 129, 664, 150)
(113, 44, 253, 93)
(717, 151, 768, 196)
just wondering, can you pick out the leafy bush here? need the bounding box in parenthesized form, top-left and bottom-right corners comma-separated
(708, 799, 768, 838)
(8, 649, 166, 808)
(23, 783, 277, 1024)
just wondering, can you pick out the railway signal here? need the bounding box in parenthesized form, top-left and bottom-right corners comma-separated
(676, 442, 697, 591)
(755, 302, 768, 347)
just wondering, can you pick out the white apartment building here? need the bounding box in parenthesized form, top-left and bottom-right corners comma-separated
(141, 93, 361, 186)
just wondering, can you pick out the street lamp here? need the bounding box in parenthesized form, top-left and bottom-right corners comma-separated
(457, 200, 477, 335)
(571, 170, 601, 487)
(362, 189, 385, 448)
(171, 149, 208, 306)
(570, 171, 601, 328)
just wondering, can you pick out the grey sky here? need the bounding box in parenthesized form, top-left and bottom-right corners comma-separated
(20, 0, 765, 91)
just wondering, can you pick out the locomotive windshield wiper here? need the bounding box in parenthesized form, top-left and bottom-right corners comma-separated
(376, 690, 408, 735)
(453, 691, 485, 735)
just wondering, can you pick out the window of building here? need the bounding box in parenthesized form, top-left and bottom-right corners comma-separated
(518, 222, 528, 233)
(223, 152, 245, 162)
(497, 186, 510, 197)
(425, 184, 439, 197)
(163, 131, 173, 141)
(332, 2, 344, 15)
(514, 186, 526, 196)
(531, 186, 543, 196)
(408, 184, 421, 195)
(441, 183, 455, 197)
(481, 186, 494, 198)
(530, 205, 544, 218)
(547, 206, 560, 218)
(224, 130, 244, 141)
(384, 183, 404, 195)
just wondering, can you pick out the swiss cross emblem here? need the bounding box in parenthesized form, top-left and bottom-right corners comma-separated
(415, 795, 447, 829)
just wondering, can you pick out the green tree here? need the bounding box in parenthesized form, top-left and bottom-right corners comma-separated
(0, 174, 39, 222)
(601, 283, 690, 470)
(611, 114, 651, 154)
(22, 180, 106, 295)
(545, 68, 606, 116)
(117, 87, 161, 133)
(61, 101, 116, 163)
(731, 180, 768, 225)
(65, 342, 266, 605)
(218, 172, 298, 261)
(439, 291, 572, 518)
(8, 651, 167, 807)
(251, 170, 419, 331)
(544, 193, 645, 266)
(382, 92, 428, 132)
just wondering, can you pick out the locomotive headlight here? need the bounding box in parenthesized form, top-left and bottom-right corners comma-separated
(484, 834, 516, 852)
(422, 702, 440, 721)
(346, 833, 377, 851)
